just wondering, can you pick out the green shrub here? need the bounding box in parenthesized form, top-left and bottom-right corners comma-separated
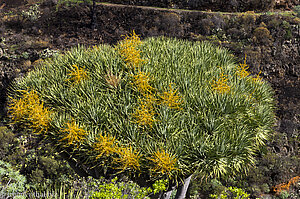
(0, 126, 15, 160)
(0, 160, 27, 199)
(210, 186, 250, 199)
(0, 126, 77, 193)
(21, 4, 41, 22)
(294, 5, 300, 17)
(9, 36, 275, 187)
(89, 177, 153, 199)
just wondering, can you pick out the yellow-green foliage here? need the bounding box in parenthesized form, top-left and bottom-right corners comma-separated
(9, 34, 275, 185)
(210, 186, 250, 199)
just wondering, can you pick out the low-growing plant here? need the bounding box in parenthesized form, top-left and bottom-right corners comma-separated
(9, 34, 276, 197)
(294, 5, 300, 17)
(40, 48, 59, 59)
(89, 177, 153, 199)
(210, 186, 250, 199)
(0, 160, 27, 199)
(21, 4, 41, 22)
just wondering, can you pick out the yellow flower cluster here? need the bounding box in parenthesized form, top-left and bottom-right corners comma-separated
(149, 149, 178, 178)
(132, 97, 157, 128)
(252, 71, 262, 82)
(236, 55, 250, 79)
(211, 72, 231, 94)
(93, 133, 116, 158)
(60, 121, 86, 146)
(10, 90, 52, 134)
(92, 132, 141, 171)
(131, 71, 157, 128)
(131, 73, 183, 126)
(132, 72, 154, 94)
(67, 65, 88, 85)
(117, 31, 144, 69)
(114, 145, 141, 171)
(159, 84, 183, 109)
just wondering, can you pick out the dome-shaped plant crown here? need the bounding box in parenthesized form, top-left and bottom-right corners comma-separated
(9, 33, 275, 186)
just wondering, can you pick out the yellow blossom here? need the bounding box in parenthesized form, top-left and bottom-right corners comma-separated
(132, 99, 157, 128)
(149, 149, 178, 177)
(60, 121, 86, 146)
(236, 55, 250, 78)
(252, 71, 263, 82)
(159, 83, 183, 109)
(10, 90, 52, 134)
(66, 65, 88, 85)
(142, 93, 158, 107)
(115, 145, 140, 171)
(211, 72, 231, 94)
(93, 133, 117, 159)
(117, 31, 145, 69)
(132, 72, 154, 94)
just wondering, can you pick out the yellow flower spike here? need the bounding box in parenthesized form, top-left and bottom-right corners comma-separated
(159, 83, 183, 109)
(211, 72, 231, 94)
(93, 133, 117, 159)
(132, 71, 154, 94)
(66, 65, 88, 85)
(142, 93, 158, 107)
(132, 100, 157, 128)
(149, 149, 178, 178)
(115, 145, 141, 171)
(252, 71, 263, 82)
(60, 121, 86, 146)
(117, 31, 145, 69)
(10, 98, 27, 122)
(9, 90, 52, 134)
(236, 55, 250, 79)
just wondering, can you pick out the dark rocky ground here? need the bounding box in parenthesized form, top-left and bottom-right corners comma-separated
(0, 1, 299, 198)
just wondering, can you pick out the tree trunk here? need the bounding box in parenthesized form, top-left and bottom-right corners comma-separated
(174, 175, 193, 199)
(90, 0, 97, 29)
(161, 190, 173, 199)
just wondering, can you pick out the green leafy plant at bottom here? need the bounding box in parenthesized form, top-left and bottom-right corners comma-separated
(89, 178, 168, 199)
(210, 186, 250, 199)
(293, 5, 300, 17)
(0, 160, 27, 199)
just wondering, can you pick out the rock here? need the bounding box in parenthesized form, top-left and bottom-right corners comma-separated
(42, 0, 58, 6)
(3, 0, 25, 7)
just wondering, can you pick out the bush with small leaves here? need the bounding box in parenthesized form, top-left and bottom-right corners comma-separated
(294, 5, 300, 17)
(0, 160, 27, 199)
(21, 4, 41, 22)
(210, 186, 250, 199)
(89, 177, 154, 199)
